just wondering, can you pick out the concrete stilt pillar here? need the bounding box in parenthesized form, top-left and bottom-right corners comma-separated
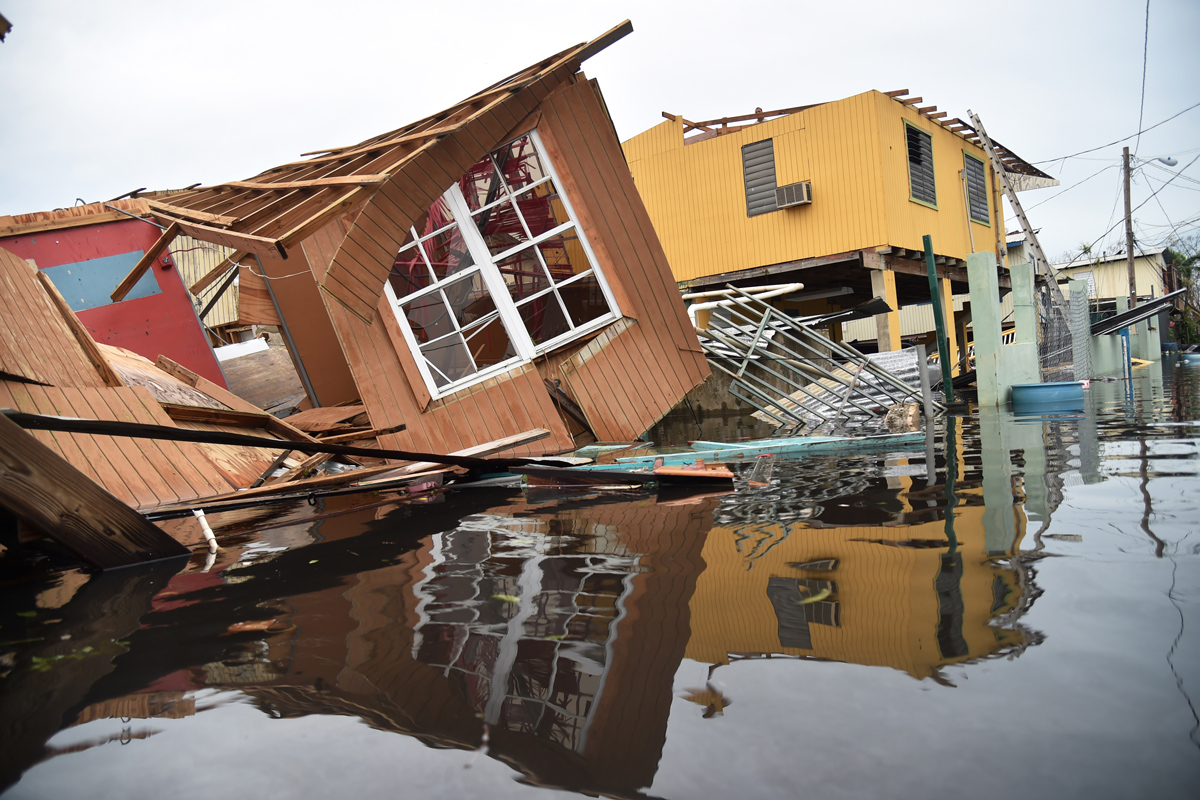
(870, 268, 901, 352)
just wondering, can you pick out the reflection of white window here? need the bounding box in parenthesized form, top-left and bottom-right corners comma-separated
(384, 131, 619, 398)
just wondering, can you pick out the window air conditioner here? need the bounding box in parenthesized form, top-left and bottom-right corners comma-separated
(775, 181, 813, 209)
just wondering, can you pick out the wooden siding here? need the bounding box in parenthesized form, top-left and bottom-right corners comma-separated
(302, 217, 575, 458)
(299, 76, 708, 449)
(169, 235, 238, 328)
(536, 78, 709, 439)
(318, 66, 575, 321)
(0, 382, 234, 510)
(874, 92, 1001, 261)
(623, 90, 1005, 283)
(0, 246, 106, 388)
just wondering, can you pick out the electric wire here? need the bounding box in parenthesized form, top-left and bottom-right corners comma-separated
(1061, 151, 1200, 264)
(1031, 100, 1200, 166)
(1135, 0, 1151, 154)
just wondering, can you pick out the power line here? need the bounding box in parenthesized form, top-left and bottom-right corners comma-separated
(1032, 99, 1200, 166)
(1062, 151, 1200, 263)
(1135, 0, 1151, 154)
(1024, 163, 1120, 212)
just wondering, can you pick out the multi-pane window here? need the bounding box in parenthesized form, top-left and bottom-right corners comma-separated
(963, 153, 989, 224)
(742, 139, 778, 216)
(905, 123, 936, 207)
(386, 131, 619, 397)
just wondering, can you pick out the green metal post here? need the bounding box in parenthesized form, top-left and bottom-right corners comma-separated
(924, 235, 955, 403)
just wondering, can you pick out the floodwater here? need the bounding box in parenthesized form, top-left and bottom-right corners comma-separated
(1, 360, 1198, 799)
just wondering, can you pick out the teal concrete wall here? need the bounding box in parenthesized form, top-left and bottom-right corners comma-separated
(969, 254, 1041, 407)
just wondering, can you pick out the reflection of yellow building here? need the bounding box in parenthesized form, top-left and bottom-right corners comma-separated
(687, 482, 1031, 680)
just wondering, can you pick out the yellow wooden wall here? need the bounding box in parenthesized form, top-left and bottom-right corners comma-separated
(684, 500, 1028, 679)
(874, 92, 1001, 261)
(623, 91, 1006, 284)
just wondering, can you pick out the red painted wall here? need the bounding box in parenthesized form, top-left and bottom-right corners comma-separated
(1, 217, 227, 387)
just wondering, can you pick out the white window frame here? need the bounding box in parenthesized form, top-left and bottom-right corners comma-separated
(386, 129, 621, 400)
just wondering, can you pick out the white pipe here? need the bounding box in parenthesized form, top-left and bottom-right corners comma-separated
(193, 509, 218, 554)
(681, 282, 806, 301)
(686, 283, 805, 326)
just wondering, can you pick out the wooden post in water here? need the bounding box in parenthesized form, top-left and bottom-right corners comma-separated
(0, 413, 190, 568)
(923, 235, 956, 403)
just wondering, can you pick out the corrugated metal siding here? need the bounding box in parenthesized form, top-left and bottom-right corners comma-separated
(1057, 256, 1166, 299)
(169, 235, 238, 327)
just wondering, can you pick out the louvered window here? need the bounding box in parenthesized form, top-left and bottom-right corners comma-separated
(742, 139, 778, 217)
(964, 153, 989, 224)
(905, 124, 936, 207)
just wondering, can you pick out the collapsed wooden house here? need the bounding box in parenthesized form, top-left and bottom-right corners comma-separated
(140, 20, 708, 456)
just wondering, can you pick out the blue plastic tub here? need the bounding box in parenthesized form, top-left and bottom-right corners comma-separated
(1010, 381, 1085, 414)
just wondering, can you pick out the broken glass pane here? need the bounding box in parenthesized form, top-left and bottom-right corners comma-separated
(401, 291, 456, 343)
(473, 199, 529, 257)
(442, 271, 495, 331)
(559, 273, 608, 328)
(518, 294, 571, 345)
(463, 313, 518, 369)
(493, 246, 551, 301)
(459, 155, 509, 213)
(495, 135, 548, 194)
(513, 180, 567, 238)
(420, 333, 475, 387)
(421, 223, 474, 282)
(533, 232, 589, 285)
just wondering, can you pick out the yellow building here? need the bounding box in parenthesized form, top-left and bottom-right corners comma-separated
(623, 90, 1053, 354)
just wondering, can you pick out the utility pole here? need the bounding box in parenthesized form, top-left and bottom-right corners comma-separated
(1124, 146, 1137, 308)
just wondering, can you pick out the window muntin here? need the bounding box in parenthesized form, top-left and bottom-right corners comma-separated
(963, 153, 989, 224)
(386, 131, 619, 398)
(905, 123, 937, 207)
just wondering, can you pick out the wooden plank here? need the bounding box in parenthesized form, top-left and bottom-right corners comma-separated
(122, 387, 234, 499)
(33, 270, 122, 387)
(282, 404, 366, 431)
(111, 221, 180, 302)
(168, 218, 288, 261)
(0, 410, 189, 566)
(360, 428, 551, 482)
(188, 251, 245, 294)
(73, 387, 174, 508)
(145, 200, 239, 228)
(0, 251, 84, 387)
(0, 210, 136, 238)
(161, 402, 313, 438)
(221, 174, 389, 192)
(317, 423, 403, 444)
(5, 382, 113, 496)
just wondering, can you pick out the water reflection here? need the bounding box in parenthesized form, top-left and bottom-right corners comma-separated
(2, 361, 1199, 797)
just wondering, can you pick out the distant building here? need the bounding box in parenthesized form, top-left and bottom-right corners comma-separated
(1052, 247, 1169, 305)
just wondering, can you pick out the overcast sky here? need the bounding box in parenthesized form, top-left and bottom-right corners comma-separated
(2, 0, 1197, 262)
